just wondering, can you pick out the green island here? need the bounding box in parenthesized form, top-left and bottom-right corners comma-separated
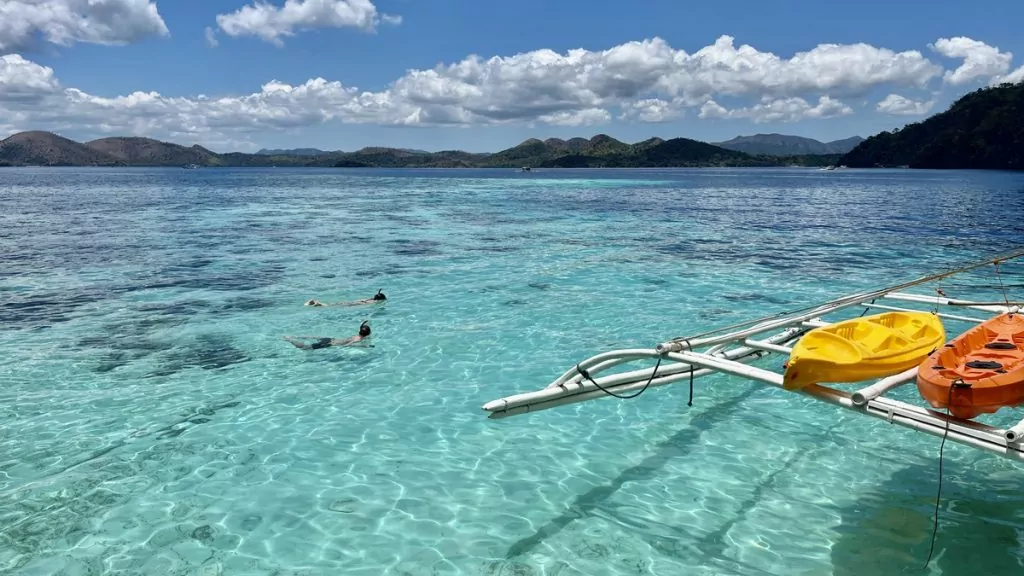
(841, 81, 1024, 170)
(1, 81, 1020, 170)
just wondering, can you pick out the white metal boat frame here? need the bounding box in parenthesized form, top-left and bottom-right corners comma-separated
(482, 251, 1024, 463)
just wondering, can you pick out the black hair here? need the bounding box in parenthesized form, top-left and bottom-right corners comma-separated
(373, 289, 386, 301)
(358, 321, 371, 337)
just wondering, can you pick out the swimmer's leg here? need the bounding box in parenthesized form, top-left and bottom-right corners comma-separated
(283, 336, 312, 349)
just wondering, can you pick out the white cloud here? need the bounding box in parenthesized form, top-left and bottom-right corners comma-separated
(656, 36, 942, 102)
(876, 94, 934, 116)
(215, 0, 397, 47)
(357, 35, 941, 126)
(697, 100, 730, 121)
(535, 108, 611, 127)
(0, 34, 1016, 148)
(930, 37, 1013, 86)
(205, 26, 219, 48)
(0, 0, 168, 53)
(992, 65, 1024, 86)
(699, 96, 853, 123)
(0, 54, 60, 101)
(619, 98, 684, 123)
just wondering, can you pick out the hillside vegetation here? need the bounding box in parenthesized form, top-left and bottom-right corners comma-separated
(0, 131, 842, 169)
(9, 85, 1023, 172)
(86, 137, 218, 166)
(0, 132, 118, 166)
(841, 82, 1024, 169)
(714, 134, 864, 156)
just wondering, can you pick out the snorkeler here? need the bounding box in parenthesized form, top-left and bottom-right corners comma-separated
(283, 321, 372, 350)
(305, 289, 387, 307)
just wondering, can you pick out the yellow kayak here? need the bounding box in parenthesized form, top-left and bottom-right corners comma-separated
(782, 311, 945, 391)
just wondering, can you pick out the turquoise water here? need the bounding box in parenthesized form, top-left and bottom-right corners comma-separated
(2, 166, 1024, 575)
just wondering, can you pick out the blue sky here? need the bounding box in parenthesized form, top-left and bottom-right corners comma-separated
(1, 0, 1022, 152)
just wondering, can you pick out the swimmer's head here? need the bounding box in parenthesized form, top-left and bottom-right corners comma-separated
(373, 289, 386, 301)
(359, 321, 371, 337)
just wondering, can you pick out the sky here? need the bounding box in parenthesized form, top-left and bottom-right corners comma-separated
(0, 0, 1022, 153)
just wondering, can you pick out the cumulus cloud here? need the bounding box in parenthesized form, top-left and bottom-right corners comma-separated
(930, 37, 1013, 86)
(992, 65, 1024, 86)
(215, 0, 398, 46)
(699, 96, 853, 123)
(656, 36, 942, 101)
(875, 94, 934, 116)
(0, 0, 168, 53)
(0, 54, 60, 101)
(535, 108, 611, 127)
(619, 99, 684, 123)
(0, 34, 1018, 148)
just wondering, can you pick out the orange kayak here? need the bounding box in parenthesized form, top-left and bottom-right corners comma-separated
(916, 312, 1024, 419)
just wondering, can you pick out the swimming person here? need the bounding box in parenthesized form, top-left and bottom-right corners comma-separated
(305, 289, 387, 307)
(283, 321, 372, 350)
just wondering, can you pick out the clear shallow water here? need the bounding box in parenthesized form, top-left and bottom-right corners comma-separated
(1, 166, 1024, 575)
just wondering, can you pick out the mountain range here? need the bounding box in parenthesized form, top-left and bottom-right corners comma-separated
(0, 131, 849, 169)
(713, 134, 864, 156)
(8, 78, 1022, 172)
(254, 147, 329, 156)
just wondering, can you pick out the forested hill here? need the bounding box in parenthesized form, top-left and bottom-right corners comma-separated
(840, 82, 1024, 170)
(0, 132, 841, 168)
(714, 134, 863, 156)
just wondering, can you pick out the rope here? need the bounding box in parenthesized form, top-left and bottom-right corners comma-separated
(576, 355, 663, 400)
(922, 378, 969, 570)
(993, 259, 1013, 311)
(858, 299, 876, 317)
(932, 287, 945, 315)
(688, 368, 694, 407)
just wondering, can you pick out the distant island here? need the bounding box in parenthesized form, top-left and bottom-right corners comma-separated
(0, 130, 853, 169)
(254, 147, 330, 157)
(840, 81, 1024, 170)
(3, 81, 1020, 170)
(714, 134, 864, 156)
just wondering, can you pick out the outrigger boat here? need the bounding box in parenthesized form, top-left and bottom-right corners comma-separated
(482, 250, 1024, 463)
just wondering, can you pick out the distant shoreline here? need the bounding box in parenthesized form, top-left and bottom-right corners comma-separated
(4, 163, 1018, 174)
(0, 130, 850, 170)
(5, 81, 1024, 171)
(0, 164, 857, 170)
